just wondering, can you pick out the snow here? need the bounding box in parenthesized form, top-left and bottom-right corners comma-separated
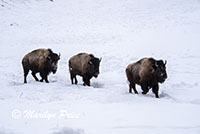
(0, 0, 200, 133)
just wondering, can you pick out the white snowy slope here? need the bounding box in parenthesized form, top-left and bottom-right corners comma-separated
(0, 0, 200, 134)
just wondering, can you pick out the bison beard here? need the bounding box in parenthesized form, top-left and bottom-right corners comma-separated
(126, 58, 167, 98)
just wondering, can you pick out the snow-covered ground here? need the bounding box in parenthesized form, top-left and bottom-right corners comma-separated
(0, 0, 200, 133)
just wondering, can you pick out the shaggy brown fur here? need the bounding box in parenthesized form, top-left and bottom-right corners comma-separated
(126, 58, 167, 98)
(22, 48, 60, 83)
(69, 53, 101, 86)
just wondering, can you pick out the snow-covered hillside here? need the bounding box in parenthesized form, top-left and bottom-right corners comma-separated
(0, 0, 200, 134)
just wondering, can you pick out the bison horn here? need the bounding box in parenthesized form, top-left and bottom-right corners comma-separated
(164, 60, 167, 65)
(47, 56, 51, 61)
(155, 61, 159, 67)
(152, 62, 158, 71)
(89, 61, 93, 65)
(99, 57, 102, 62)
(58, 52, 61, 57)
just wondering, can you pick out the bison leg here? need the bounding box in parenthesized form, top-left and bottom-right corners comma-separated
(71, 76, 78, 84)
(152, 84, 159, 98)
(40, 72, 44, 82)
(129, 82, 138, 94)
(141, 85, 149, 95)
(70, 71, 78, 84)
(40, 72, 49, 83)
(23, 68, 29, 83)
(83, 77, 90, 86)
(74, 76, 78, 84)
(70, 73, 74, 84)
(40, 78, 44, 82)
(31, 72, 39, 81)
(69, 69, 77, 84)
(44, 76, 49, 83)
(129, 84, 132, 93)
(132, 83, 138, 94)
(40, 76, 49, 83)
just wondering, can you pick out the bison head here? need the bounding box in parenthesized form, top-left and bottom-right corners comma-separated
(88, 57, 101, 78)
(47, 53, 60, 74)
(152, 60, 167, 83)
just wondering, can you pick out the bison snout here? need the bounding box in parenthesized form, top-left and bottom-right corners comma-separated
(160, 74, 167, 83)
(52, 67, 58, 74)
(52, 69, 57, 74)
(51, 63, 58, 74)
(162, 73, 167, 79)
(94, 72, 99, 78)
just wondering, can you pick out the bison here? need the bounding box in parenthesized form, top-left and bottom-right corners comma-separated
(68, 53, 101, 86)
(126, 57, 167, 98)
(22, 48, 60, 83)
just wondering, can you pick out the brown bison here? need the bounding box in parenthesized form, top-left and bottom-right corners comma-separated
(22, 48, 60, 83)
(69, 53, 101, 86)
(126, 58, 167, 98)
